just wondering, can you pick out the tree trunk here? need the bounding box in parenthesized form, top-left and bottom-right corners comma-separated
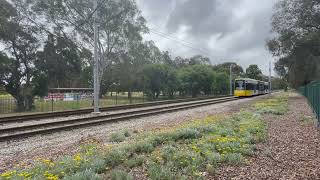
(15, 94, 34, 112)
(128, 89, 132, 104)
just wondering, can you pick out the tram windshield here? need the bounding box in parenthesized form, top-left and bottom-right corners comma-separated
(235, 80, 245, 90)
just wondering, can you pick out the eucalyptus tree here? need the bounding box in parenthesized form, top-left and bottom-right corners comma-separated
(245, 64, 263, 80)
(267, 0, 320, 87)
(32, 0, 148, 94)
(0, 0, 40, 111)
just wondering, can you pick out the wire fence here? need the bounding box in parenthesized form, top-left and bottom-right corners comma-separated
(0, 92, 220, 116)
(298, 80, 320, 127)
(0, 93, 145, 116)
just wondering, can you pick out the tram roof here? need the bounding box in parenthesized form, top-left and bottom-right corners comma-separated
(235, 78, 268, 83)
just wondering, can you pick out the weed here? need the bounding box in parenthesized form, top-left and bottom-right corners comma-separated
(63, 169, 102, 180)
(173, 128, 201, 140)
(254, 96, 288, 115)
(110, 132, 126, 143)
(125, 155, 144, 168)
(110, 169, 133, 180)
(147, 163, 176, 180)
(105, 149, 128, 167)
(160, 145, 176, 161)
(123, 130, 131, 137)
(222, 153, 244, 165)
(301, 115, 315, 124)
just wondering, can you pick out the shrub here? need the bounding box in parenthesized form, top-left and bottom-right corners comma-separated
(110, 169, 133, 180)
(147, 164, 176, 180)
(63, 169, 101, 180)
(110, 132, 126, 143)
(105, 149, 128, 167)
(123, 130, 131, 137)
(125, 155, 144, 168)
(222, 153, 244, 165)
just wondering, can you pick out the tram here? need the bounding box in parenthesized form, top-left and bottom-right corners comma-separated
(234, 78, 269, 97)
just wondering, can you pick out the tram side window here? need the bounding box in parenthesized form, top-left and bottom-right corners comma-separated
(246, 82, 256, 90)
(235, 80, 245, 90)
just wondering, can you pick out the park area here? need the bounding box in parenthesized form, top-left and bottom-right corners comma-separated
(0, 92, 150, 116)
(1, 91, 319, 179)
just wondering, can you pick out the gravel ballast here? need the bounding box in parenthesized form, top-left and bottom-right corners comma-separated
(0, 95, 266, 173)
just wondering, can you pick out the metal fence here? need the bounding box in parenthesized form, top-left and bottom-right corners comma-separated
(0, 94, 146, 115)
(0, 92, 224, 116)
(298, 80, 320, 127)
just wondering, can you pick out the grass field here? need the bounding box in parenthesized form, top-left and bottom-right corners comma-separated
(0, 92, 203, 116)
(0, 93, 147, 116)
(0, 93, 289, 179)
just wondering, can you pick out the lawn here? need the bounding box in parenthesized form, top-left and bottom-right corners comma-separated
(0, 92, 195, 116)
(0, 94, 289, 180)
(0, 93, 146, 115)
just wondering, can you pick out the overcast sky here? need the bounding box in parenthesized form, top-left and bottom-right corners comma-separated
(136, 0, 279, 75)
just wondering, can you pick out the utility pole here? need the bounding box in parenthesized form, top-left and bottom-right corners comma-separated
(93, 0, 100, 113)
(230, 64, 233, 96)
(269, 61, 272, 95)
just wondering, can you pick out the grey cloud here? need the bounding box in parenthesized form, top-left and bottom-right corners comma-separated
(136, 0, 278, 74)
(166, 0, 242, 37)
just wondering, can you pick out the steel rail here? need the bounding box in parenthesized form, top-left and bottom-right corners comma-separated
(0, 96, 230, 124)
(0, 96, 238, 141)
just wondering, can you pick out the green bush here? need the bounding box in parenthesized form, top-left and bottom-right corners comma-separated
(110, 132, 126, 143)
(110, 169, 133, 180)
(63, 169, 101, 180)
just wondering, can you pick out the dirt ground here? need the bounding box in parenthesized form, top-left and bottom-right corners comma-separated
(214, 93, 320, 180)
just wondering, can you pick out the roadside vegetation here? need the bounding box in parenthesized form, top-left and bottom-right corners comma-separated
(254, 94, 289, 115)
(0, 94, 288, 180)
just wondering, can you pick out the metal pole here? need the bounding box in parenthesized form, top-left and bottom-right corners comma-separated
(269, 61, 272, 95)
(230, 64, 233, 96)
(93, 0, 100, 113)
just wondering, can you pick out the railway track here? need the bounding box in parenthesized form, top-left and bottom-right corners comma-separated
(0, 96, 238, 141)
(0, 95, 230, 124)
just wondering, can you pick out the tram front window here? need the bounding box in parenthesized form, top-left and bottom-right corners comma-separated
(235, 80, 245, 90)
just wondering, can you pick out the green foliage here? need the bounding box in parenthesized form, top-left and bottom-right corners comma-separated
(178, 65, 215, 97)
(110, 169, 133, 180)
(142, 64, 178, 99)
(267, 0, 320, 87)
(124, 155, 144, 168)
(63, 169, 102, 180)
(254, 95, 288, 115)
(245, 64, 263, 80)
(110, 132, 126, 143)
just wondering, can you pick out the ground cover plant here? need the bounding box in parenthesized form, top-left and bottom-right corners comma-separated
(254, 95, 289, 115)
(0, 94, 288, 180)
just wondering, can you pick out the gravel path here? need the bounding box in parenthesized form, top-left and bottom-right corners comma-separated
(214, 93, 320, 180)
(0, 95, 266, 173)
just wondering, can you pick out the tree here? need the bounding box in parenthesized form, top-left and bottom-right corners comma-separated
(0, 0, 40, 111)
(245, 65, 263, 80)
(141, 64, 177, 99)
(213, 72, 229, 95)
(212, 62, 244, 78)
(32, 0, 148, 95)
(178, 65, 215, 97)
(267, 0, 320, 87)
(35, 34, 83, 89)
(188, 55, 210, 65)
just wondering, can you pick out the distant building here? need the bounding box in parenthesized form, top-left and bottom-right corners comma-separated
(45, 88, 93, 101)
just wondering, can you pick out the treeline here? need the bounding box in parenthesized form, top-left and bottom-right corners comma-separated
(267, 0, 320, 88)
(0, 0, 280, 112)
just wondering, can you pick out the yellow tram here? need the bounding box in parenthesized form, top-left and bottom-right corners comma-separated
(234, 78, 269, 97)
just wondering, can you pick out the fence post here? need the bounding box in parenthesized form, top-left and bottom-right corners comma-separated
(51, 96, 54, 112)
